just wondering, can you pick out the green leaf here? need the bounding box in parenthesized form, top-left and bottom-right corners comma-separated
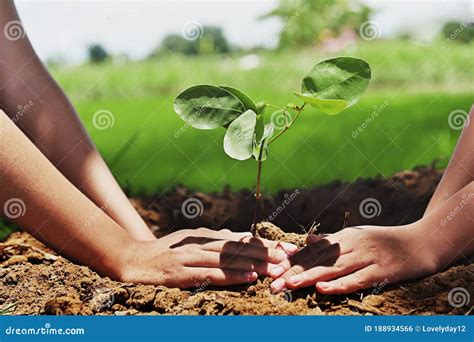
(219, 86, 257, 113)
(223, 110, 257, 160)
(296, 57, 371, 115)
(174, 85, 245, 129)
(253, 123, 274, 161)
(293, 93, 348, 115)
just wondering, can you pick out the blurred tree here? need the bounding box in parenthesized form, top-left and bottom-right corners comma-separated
(442, 21, 474, 43)
(88, 44, 109, 63)
(150, 26, 230, 57)
(262, 0, 371, 48)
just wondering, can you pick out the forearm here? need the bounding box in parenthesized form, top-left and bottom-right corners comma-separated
(416, 181, 474, 268)
(0, 0, 154, 241)
(0, 110, 136, 278)
(425, 106, 474, 215)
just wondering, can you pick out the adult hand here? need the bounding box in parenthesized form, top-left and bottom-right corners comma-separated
(269, 225, 439, 294)
(119, 228, 298, 288)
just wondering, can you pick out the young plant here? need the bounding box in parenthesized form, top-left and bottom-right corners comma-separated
(174, 57, 371, 235)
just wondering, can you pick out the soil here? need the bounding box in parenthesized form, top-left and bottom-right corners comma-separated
(0, 165, 473, 315)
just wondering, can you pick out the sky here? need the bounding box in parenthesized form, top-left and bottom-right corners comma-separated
(13, 0, 474, 63)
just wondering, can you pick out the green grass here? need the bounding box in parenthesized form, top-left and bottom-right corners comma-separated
(49, 40, 473, 195)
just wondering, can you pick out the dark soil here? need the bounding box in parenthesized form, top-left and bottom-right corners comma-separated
(1, 165, 472, 315)
(133, 165, 443, 236)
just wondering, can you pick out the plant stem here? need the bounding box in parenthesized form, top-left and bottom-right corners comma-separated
(251, 140, 265, 236)
(265, 103, 282, 110)
(268, 103, 306, 145)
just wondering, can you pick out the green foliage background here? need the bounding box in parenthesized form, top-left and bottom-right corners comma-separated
(47, 40, 473, 195)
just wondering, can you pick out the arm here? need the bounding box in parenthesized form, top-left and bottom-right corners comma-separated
(0, 110, 297, 286)
(0, 109, 132, 278)
(425, 106, 474, 214)
(270, 181, 474, 294)
(0, 0, 154, 241)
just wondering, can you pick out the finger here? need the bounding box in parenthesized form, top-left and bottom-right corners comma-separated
(285, 256, 372, 289)
(270, 243, 343, 291)
(185, 267, 258, 287)
(200, 240, 288, 264)
(185, 251, 279, 276)
(268, 242, 334, 280)
(316, 264, 378, 295)
(270, 264, 306, 293)
(240, 236, 299, 255)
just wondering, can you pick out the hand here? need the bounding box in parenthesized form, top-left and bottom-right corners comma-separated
(269, 224, 440, 294)
(118, 228, 298, 288)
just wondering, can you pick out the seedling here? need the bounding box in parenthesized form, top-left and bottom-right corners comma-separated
(174, 57, 371, 235)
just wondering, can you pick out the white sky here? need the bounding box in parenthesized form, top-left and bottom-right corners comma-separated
(13, 0, 474, 63)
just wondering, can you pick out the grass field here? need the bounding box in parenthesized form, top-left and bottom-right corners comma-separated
(51, 40, 473, 195)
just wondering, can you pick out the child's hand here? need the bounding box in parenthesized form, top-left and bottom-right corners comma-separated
(117, 228, 298, 288)
(269, 225, 440, 294)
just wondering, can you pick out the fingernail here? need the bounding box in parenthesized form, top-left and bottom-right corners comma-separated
(243, 271, 257, 281)
(270, 278, 286, 293)
(276, 250, 287, 260)
(280, 242, 299, 254)
(317, 281, 329, 289)
(289, 274, 302, 284)
(269, 266, 285, 277)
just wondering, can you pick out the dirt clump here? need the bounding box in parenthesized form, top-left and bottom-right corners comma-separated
(0, 225, 472, 316)
(1, 166, 472, 315)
